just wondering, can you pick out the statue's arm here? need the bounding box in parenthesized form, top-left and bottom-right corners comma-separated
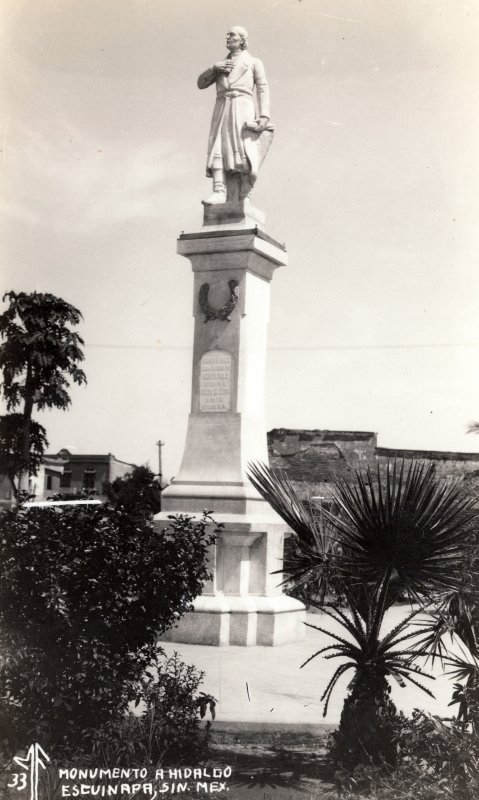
(197, 67, 217, 90)
(253, 59, 270, 119)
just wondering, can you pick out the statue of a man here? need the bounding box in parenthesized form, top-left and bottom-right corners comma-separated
(197, 26, 273, 205)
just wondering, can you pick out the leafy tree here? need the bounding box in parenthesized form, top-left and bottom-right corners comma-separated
(0, 504, 218, 754)
(0, 414, 48, 495)
(0, 291, 86, 494)
(248, 460, 478, 768)
(104, 465, 163, 518)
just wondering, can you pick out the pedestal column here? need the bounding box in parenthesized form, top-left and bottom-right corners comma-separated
(155, 203, 305, 645)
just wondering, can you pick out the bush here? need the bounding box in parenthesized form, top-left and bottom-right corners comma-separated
(103, 466, 163, 518)
(0, 505, 218, 754)
(88, 653, 216, 767)
(335, 710, 479, 799)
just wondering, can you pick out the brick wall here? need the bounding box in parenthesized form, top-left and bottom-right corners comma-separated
(267, 428, 377, 499)
(267, 429, 479, 498)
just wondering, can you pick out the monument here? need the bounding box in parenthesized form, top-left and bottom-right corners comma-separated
(155, 27, 305, 646)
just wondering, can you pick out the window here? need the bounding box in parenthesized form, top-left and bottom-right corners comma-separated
(60, 470, 72, 488)
(46, 475, 53, 490)
(83, 469, 96, 490)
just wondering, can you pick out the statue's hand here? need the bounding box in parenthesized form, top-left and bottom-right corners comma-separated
(213, 60, 234, 74)
(253, 116, 270, 132)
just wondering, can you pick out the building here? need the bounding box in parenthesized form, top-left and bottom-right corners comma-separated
(29, 454, 68, 500)
(0, 454, 68, 506)
(50, 449, 137, 498)
(267, 428, 479, 499)
(0, 450, 138, 506)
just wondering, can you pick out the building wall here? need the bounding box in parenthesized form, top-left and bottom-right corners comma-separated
(0, 474, 14, 507)
(267, 429, 479, 498)
(376, 447, 479, 495)
(108, 455, 136, 483)
(59, 457, 110, 495)
(55, 451, 137, 497)
(30, 464, 63, 500)
(268, 428, 378, 499)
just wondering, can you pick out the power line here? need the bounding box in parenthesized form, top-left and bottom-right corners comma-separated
(85, 341, 479, 353)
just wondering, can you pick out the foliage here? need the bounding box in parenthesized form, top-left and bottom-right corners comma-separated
(0, 656, 216, 800)
(447, 655, 479, 733)
(0, 291, 86, 411)
(103, 465, 163, 518)
(305, 598, 435, 769)
(325, 460, 476, 607)
(248, 465, 345, 605)
(412, 521, 479, 728)
(305, 600, 435, 719)
(335, 711, 479, 799)
(0, 414, 48, 492)
(0, 291, 86, 493)
(248, 459, 477, 768)
(87, 654, 216, 767)
(0, 504, 218, 755)
(249, 460, 476, 611)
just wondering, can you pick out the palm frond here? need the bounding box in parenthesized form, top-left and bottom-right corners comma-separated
(444, 650, 479, 683)
(323, 459, 477, 602)
(247, 462, 344, 602)
(390, 669, 435, 698)
(377, 606, 428, 652)
(303, 622, 355, 650)
(247, 462, 320, 544)
(321, 663, 355, 716)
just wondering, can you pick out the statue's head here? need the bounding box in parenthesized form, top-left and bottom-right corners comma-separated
(226, 26, 248, 51)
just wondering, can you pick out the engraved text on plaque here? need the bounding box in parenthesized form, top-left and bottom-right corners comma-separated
(199, 350, 232, 412)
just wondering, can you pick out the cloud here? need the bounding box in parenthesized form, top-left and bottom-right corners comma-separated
(2, 119, 189, 233)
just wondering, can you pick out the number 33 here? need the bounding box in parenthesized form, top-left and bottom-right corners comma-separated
(7, 773, 28, 790)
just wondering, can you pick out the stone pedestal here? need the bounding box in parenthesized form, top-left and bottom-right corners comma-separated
(155, 200, 305, 646)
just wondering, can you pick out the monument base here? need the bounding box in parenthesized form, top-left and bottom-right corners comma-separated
(154, 511, 306, 646)
(202, 198, 265, 231)
(160, 594, 305, 647)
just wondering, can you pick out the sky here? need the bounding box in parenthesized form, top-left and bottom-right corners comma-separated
(1, 0, 479, 480)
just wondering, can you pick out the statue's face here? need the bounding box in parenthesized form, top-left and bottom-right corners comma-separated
(226, 29, 243, 53)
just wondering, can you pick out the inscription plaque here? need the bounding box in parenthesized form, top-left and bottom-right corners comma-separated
(199, 350, 232, 412)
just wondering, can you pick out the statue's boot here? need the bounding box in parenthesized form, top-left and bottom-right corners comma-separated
(204, 168, 226, 204)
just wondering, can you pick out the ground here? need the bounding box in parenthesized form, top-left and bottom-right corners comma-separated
(207, 726, 335, 799)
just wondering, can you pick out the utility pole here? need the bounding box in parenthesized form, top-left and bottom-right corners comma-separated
(156, 440, 164, 511)
(156, 440, 164, 486)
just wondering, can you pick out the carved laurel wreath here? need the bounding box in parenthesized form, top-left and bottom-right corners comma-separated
(199, 279, 239, 322)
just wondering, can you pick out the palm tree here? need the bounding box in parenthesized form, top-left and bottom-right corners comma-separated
(248, 459, 478, 767)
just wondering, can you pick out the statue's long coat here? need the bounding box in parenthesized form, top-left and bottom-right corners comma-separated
(197, 51, 270, 184)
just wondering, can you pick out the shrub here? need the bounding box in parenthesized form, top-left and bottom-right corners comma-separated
(88, 653, 216, 767)
(335, 710, 479, 799)
(0, 505, 218, 754)
(103, 466, 163, 519)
